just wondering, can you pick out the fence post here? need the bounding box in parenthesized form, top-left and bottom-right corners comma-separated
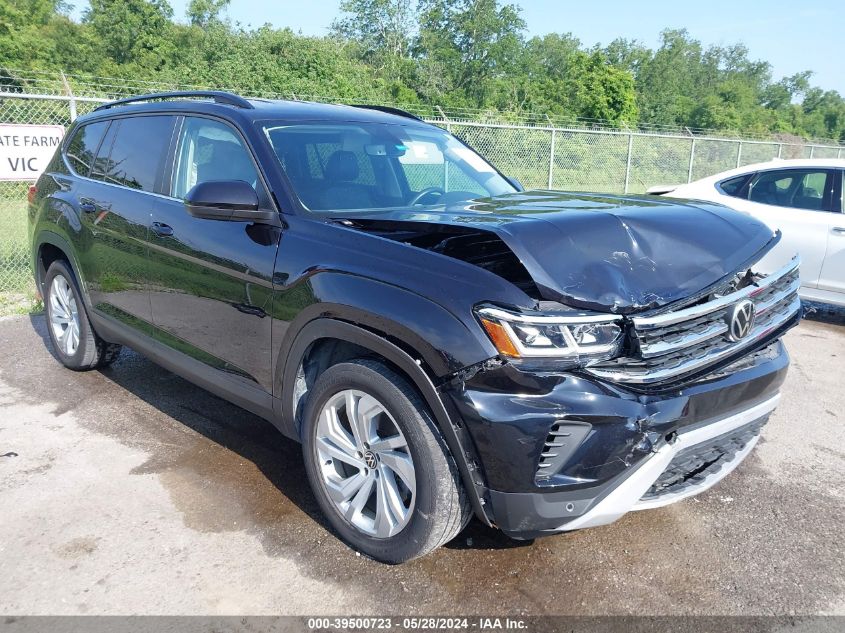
(777, 144, 783, 159)
(623, 133, 633, 194)
(809, 145, 815, 158)
(436, 105, 450, 133)
(547, 127, 556, 190)
(735, 141, 743, 168)
(436, 106, 452, 190)
(60, 71, 77, 122)
(839, 147, 843, 159)
(687, 138, 696, 183)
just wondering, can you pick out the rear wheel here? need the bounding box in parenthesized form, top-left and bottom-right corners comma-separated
(43, 260, 122, 370)
(301, 359, 471, 563)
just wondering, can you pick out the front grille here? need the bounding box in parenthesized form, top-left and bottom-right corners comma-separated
(641, 415, 768, 501)
(587, 257, 800, 385)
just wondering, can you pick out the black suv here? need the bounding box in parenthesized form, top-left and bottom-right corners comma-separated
(29, 91, 800, 563)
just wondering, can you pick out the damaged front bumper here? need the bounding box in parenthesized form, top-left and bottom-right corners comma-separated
(559, 393, 776, 531)
(441, 338, 790, 539)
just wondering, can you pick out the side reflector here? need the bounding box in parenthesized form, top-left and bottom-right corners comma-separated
(480, 318, 520, 358)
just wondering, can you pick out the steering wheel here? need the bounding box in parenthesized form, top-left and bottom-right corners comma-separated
(408, 187, 446, 206)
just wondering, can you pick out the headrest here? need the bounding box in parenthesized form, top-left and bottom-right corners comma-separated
(325, 150, 359, 182)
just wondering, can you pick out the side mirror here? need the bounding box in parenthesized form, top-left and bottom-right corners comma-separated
(507, 177, 525, 192)
(184, 180, 277, 222)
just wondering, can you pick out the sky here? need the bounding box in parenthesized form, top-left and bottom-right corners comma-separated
(71, 0, 844, 95)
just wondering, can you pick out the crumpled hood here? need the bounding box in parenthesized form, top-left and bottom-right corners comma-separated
(338, 190, 777, 314)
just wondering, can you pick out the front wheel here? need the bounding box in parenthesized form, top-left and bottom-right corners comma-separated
(301, 359, 471, 563)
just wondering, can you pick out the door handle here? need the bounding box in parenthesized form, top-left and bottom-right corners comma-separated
(79, 197, 97, 213)
(833, 227, 845, 235)
(151, 222, 174, 237)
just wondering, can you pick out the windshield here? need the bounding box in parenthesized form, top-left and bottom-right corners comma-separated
(261, 121, 516, 213)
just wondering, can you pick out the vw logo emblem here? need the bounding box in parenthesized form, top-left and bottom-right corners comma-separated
(726, 299, 756, 342)
(364, 450, 378, 470)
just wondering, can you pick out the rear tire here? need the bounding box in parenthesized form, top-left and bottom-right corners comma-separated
(43, 260, 122, 371)
(301, 359, 471, 563)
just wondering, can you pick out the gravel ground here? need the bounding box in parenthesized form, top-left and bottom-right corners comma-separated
(0, 309, 843, 616)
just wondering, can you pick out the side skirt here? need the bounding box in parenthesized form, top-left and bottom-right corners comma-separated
(89, 311, 277, 424)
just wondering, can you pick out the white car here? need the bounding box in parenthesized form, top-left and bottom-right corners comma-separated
(650, 159, 845, 307)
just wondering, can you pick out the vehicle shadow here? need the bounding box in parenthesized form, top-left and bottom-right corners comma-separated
(443, 521, 534, 551)
(27, 314, 520, 552)
(29, 315, 333, 532)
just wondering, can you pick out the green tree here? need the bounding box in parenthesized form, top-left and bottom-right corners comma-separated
(513, 47, 637, 126)
(83, 0, 175, 70)
(331, 0, 416, 84)
(633, 29, 704, 126)
(186, 0, 229, 27)
(0, 0, 72, 70)
(416, 0, 526, 104)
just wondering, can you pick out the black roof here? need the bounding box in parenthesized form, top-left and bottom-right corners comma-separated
(82, 91, 429, 128)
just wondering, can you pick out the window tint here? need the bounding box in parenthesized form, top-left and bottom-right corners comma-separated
(841, 170, 845, 212)
(90, 121, 117, 181)
(96, 116, 175, 192)
(718, 174, 751, 198)
(172, 117, 260, 199)
(748, 169, 831, 212)
(64, 121, 108, 176)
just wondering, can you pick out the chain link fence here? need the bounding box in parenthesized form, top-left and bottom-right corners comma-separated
(2, 91, 844, 297)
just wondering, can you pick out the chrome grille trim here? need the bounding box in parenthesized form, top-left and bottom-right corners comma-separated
(638, 320, 728, 358)
(633, 257, 799, 330)
(586, 256, 800, 385)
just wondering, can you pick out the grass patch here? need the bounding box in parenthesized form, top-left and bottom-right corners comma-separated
(1, 185, 32, 294)
(0, 292, 42, 317)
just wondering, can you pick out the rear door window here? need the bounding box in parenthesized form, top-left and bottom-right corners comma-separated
(64, 121, 109, 176)
(94, 116, 176, 193)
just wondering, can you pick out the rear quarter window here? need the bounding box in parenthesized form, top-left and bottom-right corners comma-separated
(717, 174, 752, 198)
(64, 121, 109, 176)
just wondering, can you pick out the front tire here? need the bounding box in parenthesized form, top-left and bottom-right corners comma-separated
(301, 359, 471, 563)
(43, 260, 122, 371)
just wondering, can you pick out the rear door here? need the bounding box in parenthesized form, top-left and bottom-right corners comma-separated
(729, 168, 836, 287)
(147, 114, 280, 395)
(73, 114, 176, 329)
(817, 169, 845, 297)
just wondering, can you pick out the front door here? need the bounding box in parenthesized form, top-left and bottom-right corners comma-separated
(732, 168, 836, 286)
(818, 170, 845, 297)
(147, 115, 281, 394)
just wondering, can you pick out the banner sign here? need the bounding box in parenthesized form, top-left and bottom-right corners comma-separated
(0, 123, 65, 181)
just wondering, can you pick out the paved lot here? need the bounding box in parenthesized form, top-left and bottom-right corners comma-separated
(0, 309, 843, 616)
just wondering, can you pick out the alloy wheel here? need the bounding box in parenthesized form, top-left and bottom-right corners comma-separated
(49, 274, 80, 356)
(314, 389, 416, 538)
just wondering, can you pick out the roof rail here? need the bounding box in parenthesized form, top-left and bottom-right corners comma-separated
(93, 90, 254, 112)
(351, 104, 423, 122)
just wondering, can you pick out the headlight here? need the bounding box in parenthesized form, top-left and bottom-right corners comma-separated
(476, 306, 623, 362)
